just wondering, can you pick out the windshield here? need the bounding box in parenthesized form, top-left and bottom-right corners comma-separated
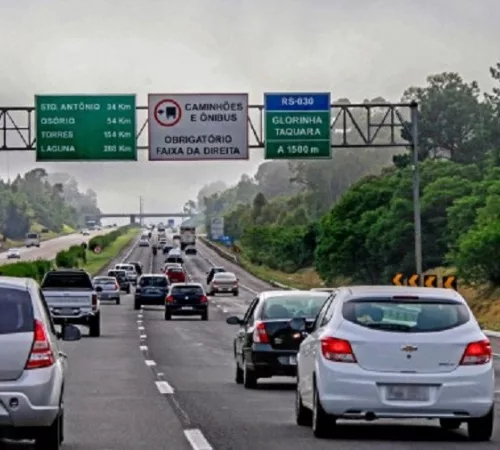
(94, 277, 115, 285)
(42, 272, 93, 289)
(0, 288, 34, 335)
(140, 277, 168, 287)
(108, 271, 126, 279)
(171, 285, 204, 295)
(168, 267, 183, 273)
(342, 298, 470, 333)
(26, 233, 38, 239)
(260, 294, 330, 320)
(214, 273, 236, 281)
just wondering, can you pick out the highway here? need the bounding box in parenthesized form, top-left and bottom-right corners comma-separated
(0, 229, 116, 266)
(4, 236, 499, 449)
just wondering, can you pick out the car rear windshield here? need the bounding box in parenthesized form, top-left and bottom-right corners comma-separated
(108, 270, 126, 278)
(168, 267, 183, 273)
(94, 278, 115, 285)
(172, 285, 204, 295)
(140, 277, 168, 287)
(341, 298, 470, 332)
(167, 257, 183, 263)
(214, 273, 236, 280)
(261, 294, 329, 320)
(42, 272, 93, 289)
(0, 287, 34, 335)
(26, 233, 38, 239)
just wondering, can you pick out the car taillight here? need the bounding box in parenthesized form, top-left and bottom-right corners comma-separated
(253, 321, 270, 344)
(115, 283, 120, 290)
(166, 295, 174, 303)
(321, 337, 357, 363)
(460, 340, 492, 365)
(91, 293, 98, 308)
(200, 295, 208, 303)
(25, 320, 55, 370)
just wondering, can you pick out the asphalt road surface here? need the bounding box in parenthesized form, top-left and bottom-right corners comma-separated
(0, 229, 117, 266)
(3, 236, 499, 449)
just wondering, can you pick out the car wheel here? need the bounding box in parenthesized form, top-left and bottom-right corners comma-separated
(233, 290, 239, 296)
(134, 300, 140, 310)
(295, 380, 312, 426)
(467, 406, 494, 441)
(35, 412, 61, 449)
(116, 297, 121, 305)
(235, 362, 243, 384)
(89, 313, 101, 337)
(127, 286, 131, 294)
(312, 381, 334, 438)
(201, 310, 208, 321)
(164, 309, 172, 320)
(243, 360, 257, 389)
(439, 418, 461, 430)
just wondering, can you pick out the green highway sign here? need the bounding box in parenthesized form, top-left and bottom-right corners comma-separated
(35, 95, 136, 161)
(264, 93, 331, 159)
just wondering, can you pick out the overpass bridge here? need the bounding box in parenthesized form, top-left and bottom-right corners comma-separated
(84, 212, 191, 224)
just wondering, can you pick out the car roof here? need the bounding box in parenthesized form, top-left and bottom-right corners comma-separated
(94, 276, 113, 279)
(214, 272, 236, 277)
(336, 285, 464, 302)
(170, 282, 203, 288)
(0, 276, 31, 289)
(140, 273, 167, 278)
(260, 290, 331, 300)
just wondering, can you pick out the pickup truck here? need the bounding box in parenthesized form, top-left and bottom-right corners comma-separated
(41, 269, 101, 337)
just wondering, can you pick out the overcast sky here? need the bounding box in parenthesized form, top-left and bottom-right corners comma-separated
(0, 0, 499, 224)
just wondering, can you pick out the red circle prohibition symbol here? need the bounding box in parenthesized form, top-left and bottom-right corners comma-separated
(154, 99, 182, 127)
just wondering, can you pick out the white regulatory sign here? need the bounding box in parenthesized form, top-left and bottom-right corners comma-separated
(148, 93, 249, 161)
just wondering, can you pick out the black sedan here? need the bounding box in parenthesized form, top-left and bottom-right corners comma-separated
(165, 283, 208, 321)
(134, 274, 169, 310)
(226, 290, 332, 388)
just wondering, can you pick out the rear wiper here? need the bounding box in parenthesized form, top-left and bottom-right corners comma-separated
(363, 322, 412, 332)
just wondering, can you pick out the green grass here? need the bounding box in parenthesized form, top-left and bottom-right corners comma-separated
(82, 228, 138, 275)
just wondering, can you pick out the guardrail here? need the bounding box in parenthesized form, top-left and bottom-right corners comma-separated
(198, 236, 293, 290)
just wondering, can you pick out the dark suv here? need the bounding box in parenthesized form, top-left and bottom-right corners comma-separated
(165, 283, 208, 321)
(107, 269, 130, 293)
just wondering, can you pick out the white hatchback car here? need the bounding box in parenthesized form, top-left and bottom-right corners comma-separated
(294, 286, 495, 441)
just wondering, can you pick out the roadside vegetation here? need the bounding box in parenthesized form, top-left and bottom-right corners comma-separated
(0, 226, 138, 281)
(0, 168, 101, 249)
(194, 62, 500, 330)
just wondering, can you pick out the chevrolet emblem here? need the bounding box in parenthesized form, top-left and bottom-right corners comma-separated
(401, 344, 418, 352)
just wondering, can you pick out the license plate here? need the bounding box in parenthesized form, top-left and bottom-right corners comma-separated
(181, 306, 193, 310)
(60, 308, 76, 315)
(386, 385, 429, 401)
(289, 356, 297, 365)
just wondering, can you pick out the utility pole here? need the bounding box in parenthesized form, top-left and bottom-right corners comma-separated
(411, 103, 423, 284)
(139, 196, 144, 227)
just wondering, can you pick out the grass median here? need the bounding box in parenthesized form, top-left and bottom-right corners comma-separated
(82, 227, 138, 276)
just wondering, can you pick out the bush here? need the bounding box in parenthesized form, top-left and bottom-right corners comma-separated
(0, 260, 53, 282)
(87, 226, 131, 252)
(55, 245, 87, 268)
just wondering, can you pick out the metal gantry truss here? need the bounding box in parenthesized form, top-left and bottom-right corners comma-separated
(0, 103, 416, 151)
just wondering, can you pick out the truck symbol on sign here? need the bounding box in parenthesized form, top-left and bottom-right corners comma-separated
(158, 107, 177, 120)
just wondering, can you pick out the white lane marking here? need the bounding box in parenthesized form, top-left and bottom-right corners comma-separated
(216, 304, 221, 308)
(222, 308, 228, 313)
(184, 429, 213, 450)
(138, 326, 145, 331)
(137, 320, 143, 324)
(140, 334, 147, 339)
(145, 359, 156, 366)
(485, 330, 500, 338)
(137, 314, 143, 318)
(155, 380, 174, 394)
(493, 353, 500, 358)
(139, 345, 148, 351)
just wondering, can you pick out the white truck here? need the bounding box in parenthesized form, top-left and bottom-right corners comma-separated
(180, 225, 196, 252)
(25, 232, 40, 247)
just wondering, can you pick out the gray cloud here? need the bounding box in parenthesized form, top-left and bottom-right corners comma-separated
(1, 0, 499, 224)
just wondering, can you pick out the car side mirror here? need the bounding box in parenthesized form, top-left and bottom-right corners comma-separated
(95, 286, 103, 292)
(226, 316, 243, 325)
(289, 317, 307, 332)
(59, 324, 81, 341)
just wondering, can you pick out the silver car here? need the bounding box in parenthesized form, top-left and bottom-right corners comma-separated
(0, 276, 81, 448)
(208, 272, 239, 296)
(93, 276, 121, 305)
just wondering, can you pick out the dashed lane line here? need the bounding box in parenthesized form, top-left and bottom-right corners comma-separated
(145, 359, 157, 367)
(139, 345, 148, 351)
(155, 380, 175, 395)
(184, 429, 213, 450)
(139, 334, 147, 339)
